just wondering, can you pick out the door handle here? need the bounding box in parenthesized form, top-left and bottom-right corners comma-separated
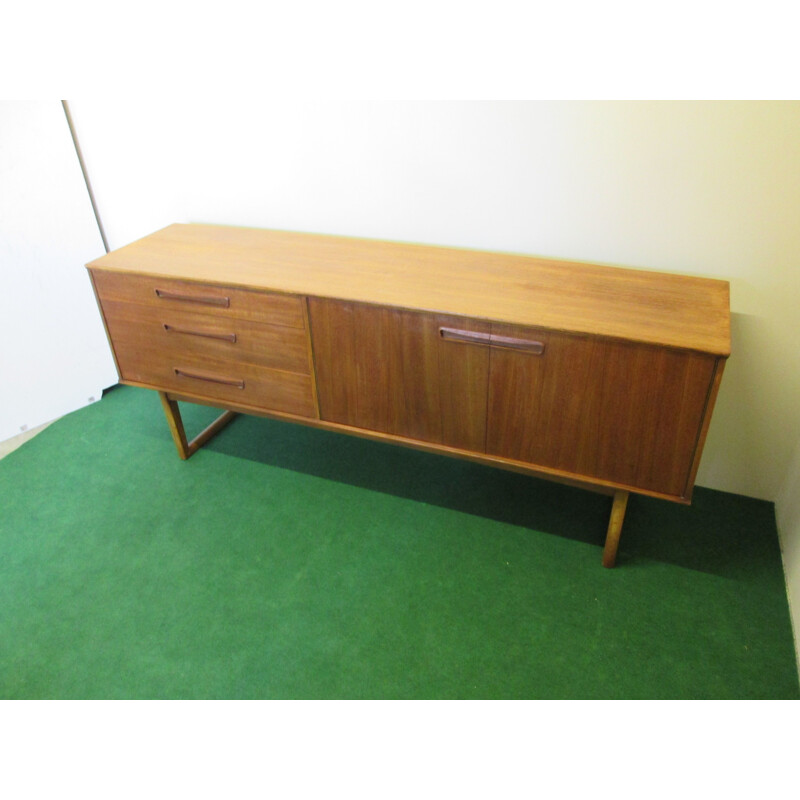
(439, 327, 545, 354)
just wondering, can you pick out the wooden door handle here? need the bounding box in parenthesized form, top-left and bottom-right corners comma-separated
(488, 333, 545, 354)
(163, 324, 237, 343)
(439, 327, 545, 354)
(439, 327, 492, 346)
(155, 288, 230, 307)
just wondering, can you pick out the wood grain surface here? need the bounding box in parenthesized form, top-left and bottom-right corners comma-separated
(309, 299, 490, 450)
(485, 323, 718, 497)
(88, 223, 731, 510)
(87, 223, 730, 355)
(100, 298, 311, 375)
(112, 338, 316, 417)
(91, 267, 305, 329)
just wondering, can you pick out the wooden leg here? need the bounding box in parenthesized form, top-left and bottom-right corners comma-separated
(158, 392, 237, 460)
(602, 490, 629, 568)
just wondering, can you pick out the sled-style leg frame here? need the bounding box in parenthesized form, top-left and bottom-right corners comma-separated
(158, 391, 237, 460)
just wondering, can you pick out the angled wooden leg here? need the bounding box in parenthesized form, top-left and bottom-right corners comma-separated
(158, 392, 237, 460)
(602, 490, 629, 568)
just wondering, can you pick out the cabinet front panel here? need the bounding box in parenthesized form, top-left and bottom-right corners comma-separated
(485, 323, 717, 497)
(309, 298, 489, 450)
(91, 269, 305, 329)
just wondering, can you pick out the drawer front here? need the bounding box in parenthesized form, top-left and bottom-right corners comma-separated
(100, 298, 310, 375)
(485, 323, 717, 497)
(111, 339, 316, 417)
(91, 269, 305, 329)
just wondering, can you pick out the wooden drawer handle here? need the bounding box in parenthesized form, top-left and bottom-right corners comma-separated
(155, 288, 230, 307)
(439, 327, 545, 354)
(163, 324, 237, 343)
(174, 367, 245, 389)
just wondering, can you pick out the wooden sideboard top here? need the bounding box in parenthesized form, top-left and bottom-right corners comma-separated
(87, 223, 731, 355)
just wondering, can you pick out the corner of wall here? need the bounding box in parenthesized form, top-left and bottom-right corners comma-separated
(775, 430, 800, 676)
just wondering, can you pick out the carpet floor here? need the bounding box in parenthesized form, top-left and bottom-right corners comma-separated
(1, 385, 797, 699)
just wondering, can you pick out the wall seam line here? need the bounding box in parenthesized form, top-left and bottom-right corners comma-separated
(61, 100, 109, 254)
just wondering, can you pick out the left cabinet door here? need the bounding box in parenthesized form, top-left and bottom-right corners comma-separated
(308, 298, 489, 451)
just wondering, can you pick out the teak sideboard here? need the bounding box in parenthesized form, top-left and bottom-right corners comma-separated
(87, 224, 731, 567)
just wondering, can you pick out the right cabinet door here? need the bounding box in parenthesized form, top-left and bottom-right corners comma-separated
(484, 323, 718, 498)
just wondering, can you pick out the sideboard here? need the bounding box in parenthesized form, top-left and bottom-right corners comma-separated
(87, 224, 731, 566)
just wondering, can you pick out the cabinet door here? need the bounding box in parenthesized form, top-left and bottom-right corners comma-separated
(485, 323, 717, 498)
(308, 298, 489, 450)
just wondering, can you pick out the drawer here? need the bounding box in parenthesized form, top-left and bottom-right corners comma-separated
(112, 339, 316, 417)
(100, 298, 311, 375)
(91, 269, 305, 329)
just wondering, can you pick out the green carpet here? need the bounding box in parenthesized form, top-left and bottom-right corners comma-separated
(1, 385, 797, 699)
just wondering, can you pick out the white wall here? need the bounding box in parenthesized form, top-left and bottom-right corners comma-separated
(777, 435, 800, 664)
(0, 102, 117, 442)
